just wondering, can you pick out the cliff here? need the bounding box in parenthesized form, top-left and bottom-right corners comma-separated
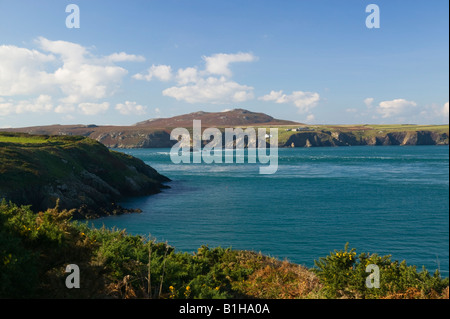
(283, 129, 449, 147)
(0, 132, 170, 219)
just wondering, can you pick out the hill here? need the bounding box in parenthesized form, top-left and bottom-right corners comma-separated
(134, 108, 300, 127)
(0, 132, 170, 218)
(0, 109, 448, 148)
(0, 109, 300, 148)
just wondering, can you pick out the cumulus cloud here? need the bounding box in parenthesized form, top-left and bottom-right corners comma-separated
(0, 37, 144, 117)
(0, 95, 53, 116)
(259, 90, 320, 113)
(163, 76, 254, 104)
(176, 67, 200, 85)
(0, 99, 13, 117)
(134, 52, 256, 104)
(133, 64, 173, 82)
(105, 52, 145, 63)
(306, 114, 315, 122)
(442, 101, 449, 117)
(78, 102, 110, 115)
(0, 45, 55, 96)
(421, 101, 450, 123)
(376, 98, 417, 118)
(54, 104, 76, 114)
(203, 52, 256, 77)
(364, 97, 374, 108)
(115, 101, 147, 115)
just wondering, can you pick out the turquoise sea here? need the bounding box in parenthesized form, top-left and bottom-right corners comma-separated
(92, 146, 449, 276)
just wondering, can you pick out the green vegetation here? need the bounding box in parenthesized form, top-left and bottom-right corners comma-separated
(0, 132, 169, 218)
(314, 243, 448, 299)
(1, 201, 447, 299)
(0, 134, 52, 144)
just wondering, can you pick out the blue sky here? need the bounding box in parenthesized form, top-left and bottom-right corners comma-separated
(0, 0, 448, 127)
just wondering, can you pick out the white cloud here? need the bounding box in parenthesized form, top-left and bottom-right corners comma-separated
(0, 100, 13, 117)
(0, 37, 144, 117)
(130, 52, 257, 104)
(203, 52, 256, 77)
(115, 101, 147, 115)
(0, 95, 53, 116)
(0, 45, 55, 96)
(16, 94, 53, 114)
(162, 76, 254, 104)
(376, 98, 417, 118)
(78, 102, 109, 115)
(442, 102, 449, 117)
(54, 104, 76, 114)
(37, 36, 87, 64)
(364, 97, 374, 108)
(176, 67, 200, 85)
(259, 90, 320, 113)
(306, 114, 315, 122)
(133, 64, 173, 82)
(105, 52, 145, 63)
(147, 52, 257, 104)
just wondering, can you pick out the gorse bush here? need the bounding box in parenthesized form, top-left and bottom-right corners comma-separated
(313, 243, 449, 299)
(0, 201, 448, 299)
(0, 200, 99, 298)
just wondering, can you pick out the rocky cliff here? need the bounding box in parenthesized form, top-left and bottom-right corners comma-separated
(284, 130, 449, 147)
(0, 133, 170, 219)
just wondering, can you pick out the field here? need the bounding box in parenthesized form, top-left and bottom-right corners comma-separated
(0, 134, 52, 144)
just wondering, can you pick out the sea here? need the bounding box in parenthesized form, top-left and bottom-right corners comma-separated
(92, 145, 449, 276)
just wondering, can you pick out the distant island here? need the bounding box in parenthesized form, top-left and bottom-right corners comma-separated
(1, 109, 448, 148)
(0, 132, 170, 218)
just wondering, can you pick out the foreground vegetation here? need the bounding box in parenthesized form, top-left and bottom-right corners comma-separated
(0, 201, 447, 299)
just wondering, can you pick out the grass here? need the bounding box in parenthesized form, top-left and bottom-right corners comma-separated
(0, 132, 86, 145)
(0, 135, 50, 144)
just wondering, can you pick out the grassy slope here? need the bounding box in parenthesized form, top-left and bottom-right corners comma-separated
(0, 132, 169, 217)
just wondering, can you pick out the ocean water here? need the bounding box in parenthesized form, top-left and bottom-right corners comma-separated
(92, 146, 449, 276)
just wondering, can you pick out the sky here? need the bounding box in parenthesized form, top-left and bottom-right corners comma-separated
(0, 0, 448, 128)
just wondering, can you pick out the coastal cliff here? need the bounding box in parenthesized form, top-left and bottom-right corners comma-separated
(0, 109, 448, 148)
(0, 132, 170, 219)
(284, 130, 449, 147)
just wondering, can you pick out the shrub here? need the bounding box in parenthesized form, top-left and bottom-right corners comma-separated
(314, 243, 449, 299)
